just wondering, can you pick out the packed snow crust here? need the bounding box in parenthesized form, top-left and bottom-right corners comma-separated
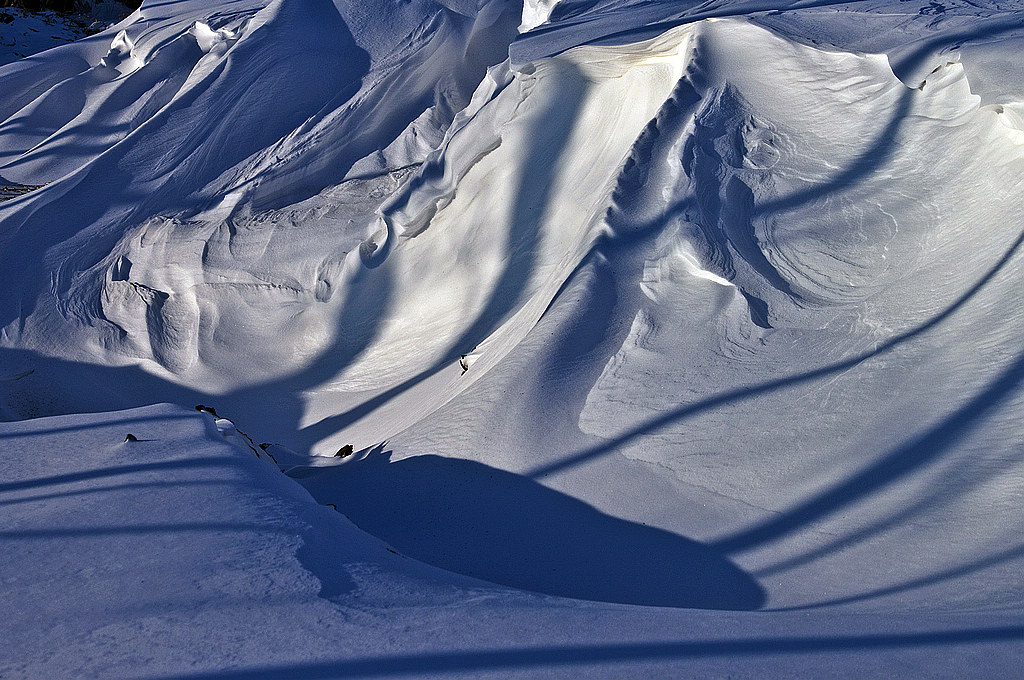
(2, 0, 1024, 675)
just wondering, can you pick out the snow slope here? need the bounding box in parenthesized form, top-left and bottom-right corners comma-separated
(2, 0, 1024, 674)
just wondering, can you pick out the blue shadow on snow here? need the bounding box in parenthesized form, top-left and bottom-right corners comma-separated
(297, 451, 765, 610)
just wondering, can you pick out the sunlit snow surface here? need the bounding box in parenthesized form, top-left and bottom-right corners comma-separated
(2, 0, 1024, 676)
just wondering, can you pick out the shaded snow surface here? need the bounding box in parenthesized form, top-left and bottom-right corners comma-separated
(0, 6, 87, 65)
(0, 2, 135, 66)
(2, 0, 1024, 675)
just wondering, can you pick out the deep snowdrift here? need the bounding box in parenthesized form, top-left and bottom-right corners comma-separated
(2, 0, 1023, 675)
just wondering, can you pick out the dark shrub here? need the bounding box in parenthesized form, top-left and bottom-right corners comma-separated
(0, 1, 142, 12)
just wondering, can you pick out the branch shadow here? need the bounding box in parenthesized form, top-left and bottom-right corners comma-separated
(768, 541, 1024, 612)
(150, 625, 1024, 679)
(298, 61, 590, 443)
(514, 17, 1024, 586)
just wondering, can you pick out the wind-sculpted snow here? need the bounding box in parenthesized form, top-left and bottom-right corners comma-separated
(2, 0, 1024, 674)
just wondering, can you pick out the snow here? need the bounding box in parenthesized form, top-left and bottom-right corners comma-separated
(3, 405, 1021, 678)
(0, 2, 135, 67)
(519, 0, 562, 31)
(2, 0, 1024, 675)
(0, 7, 85, 66)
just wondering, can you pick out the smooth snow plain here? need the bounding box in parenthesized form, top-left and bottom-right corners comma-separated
(1, 0, 1023, 676)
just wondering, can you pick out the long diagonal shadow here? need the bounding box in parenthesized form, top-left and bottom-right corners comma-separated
(0, 458, 244, 493)
(0, 412, 190, 440)
(753, 434, 1024, 577)
(0, 522, 286, 539)
(150, 626, 1024, 680)
(712, 344, 1024, 553)
(298, 63, 590, 444)
(0, 480, 234, 507)
(768, 541, 1024, 612)
(528, 225, 1024, 481)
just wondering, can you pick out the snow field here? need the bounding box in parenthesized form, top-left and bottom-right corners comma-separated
(2, 0, 1024, 675)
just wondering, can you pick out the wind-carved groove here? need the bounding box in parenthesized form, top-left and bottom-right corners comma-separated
(682, 83, 801, 327)
(377, 62, 517, 240)
(602, 65, 788, 332)
(605, 69, 703, 234)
